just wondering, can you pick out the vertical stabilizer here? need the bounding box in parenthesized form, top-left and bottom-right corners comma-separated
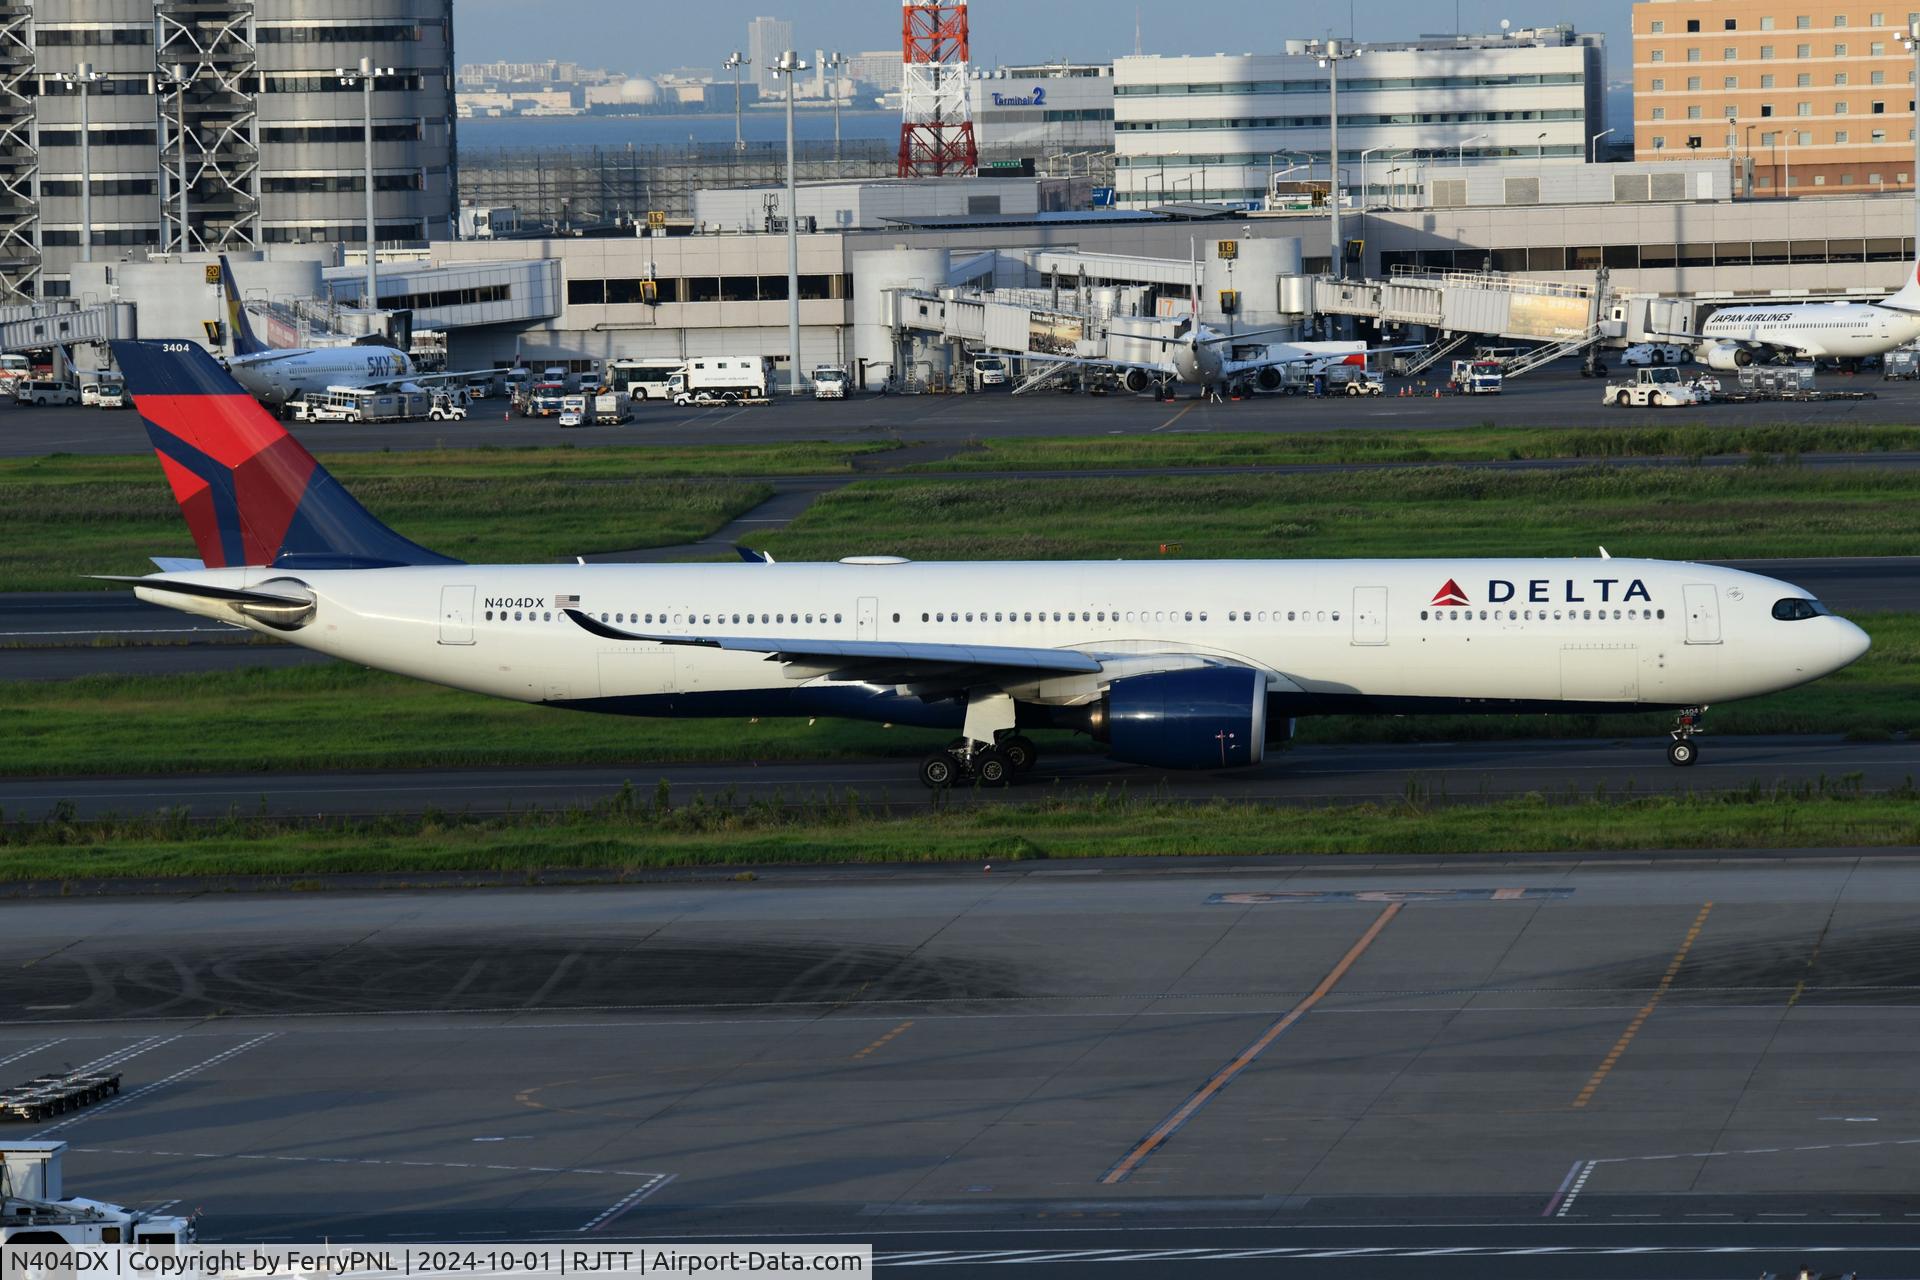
(220, 255, 270, 356)
(112, 339, 456, 569)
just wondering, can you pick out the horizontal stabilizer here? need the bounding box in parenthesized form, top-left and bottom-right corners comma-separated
(91, 575, 314, 607)
(149, 556, 206, 573)
(735, 545, 775, 564)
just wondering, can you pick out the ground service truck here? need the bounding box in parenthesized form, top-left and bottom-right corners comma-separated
(2, 1141, 193, 1244)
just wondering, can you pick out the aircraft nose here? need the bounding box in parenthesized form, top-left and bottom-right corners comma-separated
(1833, 618, 1872, 669)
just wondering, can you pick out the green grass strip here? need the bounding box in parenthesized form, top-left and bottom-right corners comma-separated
(920, 425, 1920, 472)
(6, 783, 1919, 881)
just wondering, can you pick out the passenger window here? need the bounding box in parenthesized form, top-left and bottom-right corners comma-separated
(1421, 610, 1429, 621)
(834, 613, 843, 623)
(1331, 612, 1339, 622)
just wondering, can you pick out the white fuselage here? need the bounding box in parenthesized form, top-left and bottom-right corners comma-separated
(140, 558, 1868, 727)
(1699, 301, 1920, 359)
(228, 346, 416, 407)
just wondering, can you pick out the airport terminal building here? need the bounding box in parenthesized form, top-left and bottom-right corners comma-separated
(1111, 27, 1607, 207)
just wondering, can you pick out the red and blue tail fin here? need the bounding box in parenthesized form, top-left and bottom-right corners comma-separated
(219, 255, 270, 356)
(112, 339, 457, 570)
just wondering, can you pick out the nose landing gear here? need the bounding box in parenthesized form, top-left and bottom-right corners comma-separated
(1667, 707, 1707, 767)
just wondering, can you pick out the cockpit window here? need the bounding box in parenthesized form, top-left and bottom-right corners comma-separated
(1772, 598, 1828, 621)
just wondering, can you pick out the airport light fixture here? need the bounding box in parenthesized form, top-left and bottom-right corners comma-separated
(1382, 148, 1414, 209)
(1458, 132, 1487, 166)
(824, 51, 849, 167)
(773, 50, 810, 396)
(1286, 37, 1364, 278)
(51, 62, 103, 264)
(724, 52, 751, 152)
(1589, 127, 1615, 163)
(336, 57, 396, 313)
(1535, 130, 1548, 159)
(1267, 149, 1307, 203)
(156, 63, 192, 253)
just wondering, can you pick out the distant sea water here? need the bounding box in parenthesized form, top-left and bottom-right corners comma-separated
(457, 109, 902, 152)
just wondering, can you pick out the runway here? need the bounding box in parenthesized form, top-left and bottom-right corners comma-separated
(9, 860, 1920, 1275)
(2, 362, 1917, 455)
(2, 735, 1912, 822)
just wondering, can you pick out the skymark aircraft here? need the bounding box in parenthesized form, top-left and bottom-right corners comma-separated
(218, 257, 477, 410)
(1674, 255, 1920, 367)
(108, 339, 1870, 786)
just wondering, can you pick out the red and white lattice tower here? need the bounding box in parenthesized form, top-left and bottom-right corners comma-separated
(897, 1, 977, 177)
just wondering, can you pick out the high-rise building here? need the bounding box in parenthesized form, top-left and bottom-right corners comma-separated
(747, 16, 793, 95)
(1633, 0, 1916, 195)
(846, 51, 904, 93)
(10, 0, 455, 302)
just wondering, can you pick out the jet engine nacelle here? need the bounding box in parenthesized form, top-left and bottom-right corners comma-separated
(1703, 342, 1754, 371)
(1093, 666, 1270, 770)
(1122, 368, 1153, 394)
(1255, 366, 1284, 392)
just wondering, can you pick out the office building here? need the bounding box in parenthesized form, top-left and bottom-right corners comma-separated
(847, 50, 904, 94)
(748, 16, 794, 96)
(1633, 0, 1917, 194)
(14, 0, 455, 301)
(1111, 26, 1606, 207)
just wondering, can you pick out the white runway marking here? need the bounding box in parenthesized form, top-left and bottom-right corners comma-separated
(76, 1145, 669, 1181)
(34, 1033, 273, 1136)
(577, 1174, 676, 1232)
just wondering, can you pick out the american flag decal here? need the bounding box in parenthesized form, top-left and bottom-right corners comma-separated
(557, 593, 581, 609)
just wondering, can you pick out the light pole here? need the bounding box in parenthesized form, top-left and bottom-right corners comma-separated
(824, 51, 848, 168)
(1536, 131, 1548, 159)
(1382, 148, 1413, 208)
(1288, 37, 1365, 278)
(337, 56, 395, 310)
(1589, 127, 1615, 163)
(1903, 22, 1920, 231)
(774, 50, 809, 396)
(1359, 145, 1386, 207)
(53, 62, 102, 264)
(724, 52, 750, 152)
(1458, 132, 1487, 166)
(157, 63, 191, 252)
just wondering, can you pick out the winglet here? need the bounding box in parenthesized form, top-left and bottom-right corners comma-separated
(735, 545, 776, 564)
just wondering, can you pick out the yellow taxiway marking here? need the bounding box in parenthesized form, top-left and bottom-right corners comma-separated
(1152, 403, 1196, 432)
(852, 1021, 915, 1060)
(1573, 901, 1714, 1109)
(1101, 902, 1403, 1184)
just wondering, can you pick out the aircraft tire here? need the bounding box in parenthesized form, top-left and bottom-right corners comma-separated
(972, 748, 1012, 787)
(1667, 738, 1699, 768)
(998, 735, 1038, 774)
(920, 752, 959, 789)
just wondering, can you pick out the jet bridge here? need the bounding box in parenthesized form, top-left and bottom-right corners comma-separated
(1311, 266, 1615, 369)
(0, 301, 135, 354)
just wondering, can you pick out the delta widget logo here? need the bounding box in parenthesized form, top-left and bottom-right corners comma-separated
(1430, 579, 1471, 608)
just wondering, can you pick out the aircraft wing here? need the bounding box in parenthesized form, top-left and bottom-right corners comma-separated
(562, 608, 1281, 702)
(1654, 330, 1811, 358)
(362, 368, 497, 390)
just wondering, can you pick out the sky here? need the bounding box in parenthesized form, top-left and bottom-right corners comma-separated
(454, 0, 1630, 81)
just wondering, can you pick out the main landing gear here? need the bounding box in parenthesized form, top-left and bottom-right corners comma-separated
(1667, 706, 1707, 767)
(920, 734, 1040, 789)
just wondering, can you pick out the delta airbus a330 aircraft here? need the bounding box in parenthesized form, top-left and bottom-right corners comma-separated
(108, 340, 1871, 786)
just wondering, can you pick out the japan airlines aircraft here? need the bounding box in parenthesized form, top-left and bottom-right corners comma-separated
(107, 339, 1871, 786)
(1681, 255, 1920, 368)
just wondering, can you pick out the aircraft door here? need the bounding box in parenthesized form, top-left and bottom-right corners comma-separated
(857, 596, 878, 640)
(1683, 584, 1722, 645)
(1351, 586, 1388, 646)
(438, 585, 476, 645)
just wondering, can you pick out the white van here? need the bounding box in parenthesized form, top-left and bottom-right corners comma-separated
(1621, 342, 1694, 367)
(82, 380, 127, 408)
(974, 355, 1010, 387)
